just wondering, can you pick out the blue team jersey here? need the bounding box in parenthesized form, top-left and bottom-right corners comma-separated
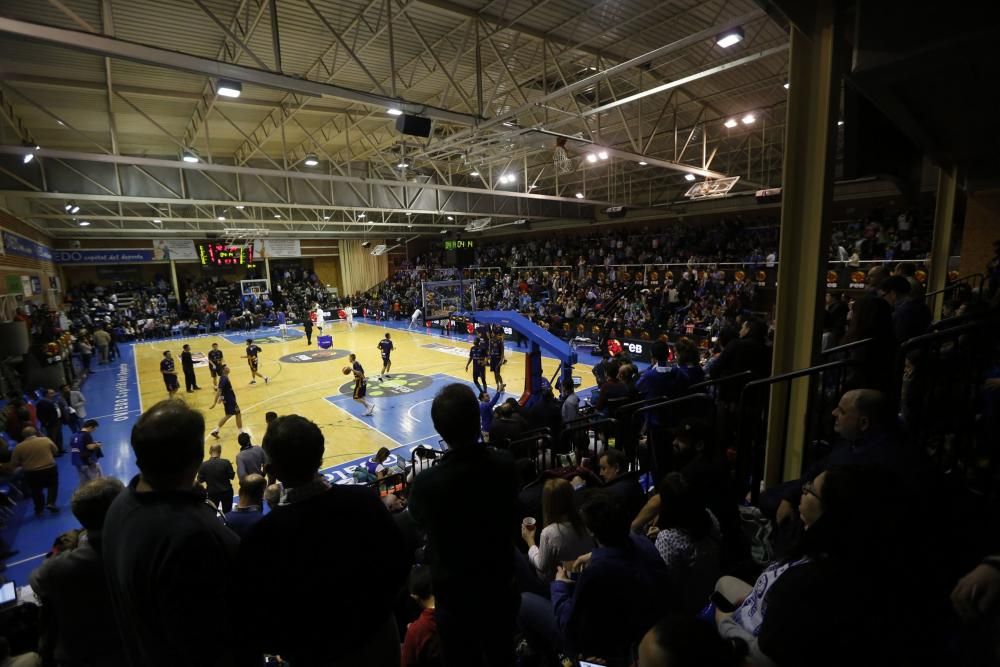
(70, 430, 96, 467)
(352, 360, 365, 376)
(378, 339, 394, 357)
(208, 349, 224, 368)
(219, 375, 236, 403)
(470, 345, 486, 365)
(489, 339, 503, 358)
(160, 358, 175, 374)
(277, 312, 286, 324)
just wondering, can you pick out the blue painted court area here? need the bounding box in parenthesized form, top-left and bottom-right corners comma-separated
(4, 344, 142, 584)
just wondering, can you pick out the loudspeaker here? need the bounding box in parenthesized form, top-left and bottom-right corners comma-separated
(395, 114, 432, 138)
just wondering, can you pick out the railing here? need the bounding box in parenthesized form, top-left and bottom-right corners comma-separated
(923, 273, 984, 306)
(736, 359, 856, 503)
(820, 337, 874, 359)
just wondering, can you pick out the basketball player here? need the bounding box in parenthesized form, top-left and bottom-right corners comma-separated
(207, 342, 224, 389)
(276, 309, 287, 338)
(209, 365, 242, 439)
(349, 353, 375, 416)
(345, 302, 355, 330)
(409, 307, 422, 330)
(314, 304, 325, 333)
(489, 331, 506, 392)
(465, 338, 488, 394)
(241, 338, 270, 385)
(160, 350, 179, 399)
(377, 332, 394, 380)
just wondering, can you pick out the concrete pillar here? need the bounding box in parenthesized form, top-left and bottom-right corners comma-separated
(264, 256, 272, 293)
(927, 167, 957, 320)
(169, 260, 181, 308)
(764, 0, 843, 486)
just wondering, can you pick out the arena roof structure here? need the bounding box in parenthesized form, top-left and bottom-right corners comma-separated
(0, 0, 792, 239)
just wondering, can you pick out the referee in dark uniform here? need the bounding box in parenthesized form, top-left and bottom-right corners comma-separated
(303, 317, 314, 345)
(180, 344, 201, 393)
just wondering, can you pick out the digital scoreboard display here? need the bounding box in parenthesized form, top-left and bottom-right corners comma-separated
(443, 239, 474, 266)
(199, 243, 253, 267)
(443, 239, 474, 251)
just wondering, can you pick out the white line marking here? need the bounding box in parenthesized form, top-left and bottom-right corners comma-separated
(406, 398, 434, 423)
(133, 344, 144, 414)
(324, 399, 404, 448)
(402, 434, 440, 447)
(8, 552, 46, 567)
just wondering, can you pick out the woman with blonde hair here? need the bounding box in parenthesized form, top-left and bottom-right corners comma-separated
(521, 478, 594, 580)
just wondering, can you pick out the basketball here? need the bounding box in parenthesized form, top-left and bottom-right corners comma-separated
(342, 366, 352, 375)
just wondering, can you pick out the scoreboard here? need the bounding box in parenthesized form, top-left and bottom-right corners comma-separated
(443, 239, 474, 266)
(199, 243, 254, 267)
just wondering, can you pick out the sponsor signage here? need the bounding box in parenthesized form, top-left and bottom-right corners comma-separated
(55, 249, 154, 264)
(2, 229, 53, 262)
(153, 240, 198, 261)
(620, 338, 652, 363)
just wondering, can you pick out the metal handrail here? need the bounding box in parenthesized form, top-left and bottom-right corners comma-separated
(820, 337, 874, 358)
(923, 273, 984, 300)
(688, 370, 754, 392)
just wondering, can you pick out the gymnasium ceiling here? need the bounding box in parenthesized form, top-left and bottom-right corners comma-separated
(0, 0, 792, 239)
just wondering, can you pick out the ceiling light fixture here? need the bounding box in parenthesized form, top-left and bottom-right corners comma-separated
(182, 149, 199, 163)
(638, 161, 648, 166)
(387, 108, 404, 116)
(153, 218, 162, 223)
(837, 120, 844, 126)
(741, 113, 756, 125)
(685, 174, 696, 182)
(217, 80, 242, 98)
(446, 216, 454, 220)
(323, 215, 330, 220)
(78, 220, 90, 227)
(439, 228, 448, 234)
(783, 82, 790, 90)
(470, 169, 480, 177)
(586, 153, 598, 163)
(217, 216, 226, 221)
(358, 212, 366, 218)
(716, 27, 744, 48)
(597, 150, 609, 160)
(273, 214, 281, 219)
(70, 204, 80, 214)
(575, 192, 584, 199)
(303, 153, 319, 166)
(724, 119, 738, 128)
(22, 143, 38, 164)
(235, 205, 245, 210)
(397, 161, 409, 169)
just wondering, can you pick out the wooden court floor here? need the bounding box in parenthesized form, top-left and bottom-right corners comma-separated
(133, 320, 595, 470)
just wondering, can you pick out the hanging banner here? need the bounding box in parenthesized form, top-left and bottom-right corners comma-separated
(2, 229, 53, 262)
(254, 239, 302, 258)
(152, 239, 198, 261)
(55, 249, 154, 264)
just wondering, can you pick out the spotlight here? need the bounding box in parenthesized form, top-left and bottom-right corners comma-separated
(78, 220, 91, 227)
(153, 218, 162, 223)
(387, 108, 404, 116)
(439, 229, 448, 234)
(64, 204, 72, 211)
(783, 82, 790, 90)
(182, 149, 199, 163)
(741, 114, 756, 125)
(217, 216, 226, 221)
(586, 153, 598, 163)
(597, 150, 608, 160)
(323, 215, 330, 220)
(397, 161, 409, 169)
(70, 205, 80, 214)
(358, 213, 366, 218)
(724, 119, 738, 128)
(470, 170, 480, 177)
(575, 192, 584, 199)
(837, 120, 844, 126)
(446, 216, 454, 220)
(217, 80, 242, 98)
(235, 205, 245, 210)
(684, 174, 696, 182)
(22, 151, 34, 164)
(303, 153, 319, 166)
(273, 214, 281, 219)
(638, 161, 648, 166)
(716, 27, 744, 48)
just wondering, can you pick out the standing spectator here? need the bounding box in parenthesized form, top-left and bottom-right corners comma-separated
(93, 327, 111, 365)
(478, 389, 504, 437)
(235, 415, 408, 665)
(180, 344, 201, 393)
(408, 384, 521, 667)
(69, 382, 87, 422)
(59, 384, 79, 433)
(235, 432, 267, 480)
(561, 379, 580, 425)
(2, 427, 59, 515)
(36, 388, 64, 455)
(402, 564, 442, 667)
(78, 337, 93, 373)
(29, 478, 126, 666)
(3, 395, 37, 442)
(102, 399, 239, 666)
(69, 420, 103, 485)
(223, 473, 265, 538)
(197, 444, 235, 513)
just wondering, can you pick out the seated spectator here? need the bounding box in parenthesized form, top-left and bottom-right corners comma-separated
(364, 446, 401, 480)
(521, 478, 595, 581)
(595, 362, 630, 413)
(652, 473, 721, 613)
(638, 614, 747, 667)
(488, 400, 527, 448)
(408, 384, 520, 666)
(592, 448, 646, 521)
(551, 491, 669, 663)
(236, 415, 408, 665)
(401, 565, 442, 667)
(881, 275, 931, 343)
(102, 399, 239, 666)
(560, 379, 580, 425)
(708, 318, 771, 404)
(263, 483, 282, 512)
(223, 473, 265, 538)
(29, 478, 126, 666)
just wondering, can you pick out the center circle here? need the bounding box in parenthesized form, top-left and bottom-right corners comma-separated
(338, 372, 434, 399)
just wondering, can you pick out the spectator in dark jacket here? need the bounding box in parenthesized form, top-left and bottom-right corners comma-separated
(236, 415, 408, 666)
(488, 401, 528, 448)
(708, 318, 771, 403)
(197, 444, 235, 513)
(36, 389, 64, 454)
(223, 473, 265, 538)
(881, 275, 931, 344)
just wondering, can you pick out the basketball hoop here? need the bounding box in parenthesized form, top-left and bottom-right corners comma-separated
(553, 146, 575, 175)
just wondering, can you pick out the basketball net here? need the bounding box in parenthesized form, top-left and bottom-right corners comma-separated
(553, 146, 574, 175)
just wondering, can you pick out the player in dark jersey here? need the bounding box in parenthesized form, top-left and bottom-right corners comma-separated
(489, 331, 506, 392)
(207, 343, 225, 389)
(209, 365, 242, 438)
(377, 333, 394, 380)
(349, 353, 375, 416)
(241, 338, 269, 385)
(465, 338, 489, 394)
(159, 350, 179, 398)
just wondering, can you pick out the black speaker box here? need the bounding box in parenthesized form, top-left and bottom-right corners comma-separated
(395, 114, 432, 138)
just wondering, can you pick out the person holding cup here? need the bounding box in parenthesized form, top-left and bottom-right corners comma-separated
(521, 479, 595, 581)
